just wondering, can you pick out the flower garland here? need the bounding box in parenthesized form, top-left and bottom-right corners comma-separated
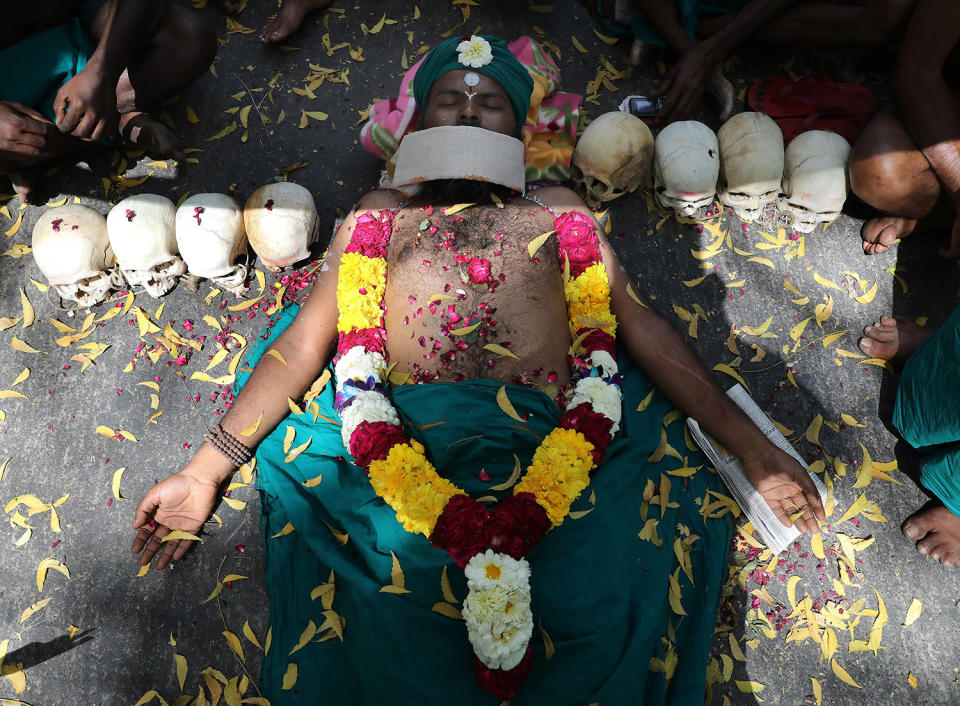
(333, 206, 622, 699)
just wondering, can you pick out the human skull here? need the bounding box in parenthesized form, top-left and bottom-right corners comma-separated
(106, 194, 185, 297)
(654, 120, 720, 218)
(717, 112, 784, 223)
(243, 183, 319, 271)
(572, 111, 654, 209)
(175, 194, 248, 293)
(777, 130, 851, 233)
(32, 204, 122, 306)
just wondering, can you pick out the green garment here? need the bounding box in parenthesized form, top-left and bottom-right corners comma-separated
(0, 21, 94, 122)
(601, 0, 749, 47)
(237, 303, 732, 704)
(894, 306, 960, 517)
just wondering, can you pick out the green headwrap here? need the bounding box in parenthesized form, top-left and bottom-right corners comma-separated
(413, 35, 534, 127)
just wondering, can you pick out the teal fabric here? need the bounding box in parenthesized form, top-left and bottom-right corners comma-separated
(894, 306, 960, 516)
(601, 0, 749, 48)
(412, 35, 534, 126)
(237, 303, 732, 705)
(0, 21, 94, 122)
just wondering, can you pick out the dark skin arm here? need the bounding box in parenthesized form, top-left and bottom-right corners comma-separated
(53, 0, 160, 140)
(895, 0, 960, 258)
(539, 186, 823, 533)
(131, 190, 405, 568)
(646, 0, 796, 124)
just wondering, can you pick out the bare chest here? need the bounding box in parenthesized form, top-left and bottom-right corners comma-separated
(383, 202, 571, 387)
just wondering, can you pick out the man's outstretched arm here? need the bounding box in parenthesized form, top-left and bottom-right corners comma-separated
(538, 186, 823, 533)
(130, 189, 405, 568)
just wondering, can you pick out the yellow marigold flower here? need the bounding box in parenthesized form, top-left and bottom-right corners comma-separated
(515, 428, 593, 526)
(564, 262, 617, 334)
(369, 440, 459, 536)
(336, 253, 387, 332)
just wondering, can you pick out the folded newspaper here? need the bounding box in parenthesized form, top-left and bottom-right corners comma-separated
(686, 384, 828, 555)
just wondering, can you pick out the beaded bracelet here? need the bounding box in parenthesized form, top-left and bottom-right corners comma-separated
(204, 423, 253, 467)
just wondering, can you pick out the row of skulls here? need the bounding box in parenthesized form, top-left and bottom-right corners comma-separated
(572, 111, 852, 233)
(31, 183, 319, 307)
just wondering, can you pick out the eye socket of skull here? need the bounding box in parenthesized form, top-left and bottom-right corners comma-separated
(787, 202, 811, 214)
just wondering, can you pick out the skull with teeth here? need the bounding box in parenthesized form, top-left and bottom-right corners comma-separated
(32, 204, 122, 306)
(107, 195, 186, 297)
(175, 194, 249, 294)
(243, 182, 319, 271)
(653, 120, 720, 218)
(717, 112, 784, 223)
(571, 111, 654, 209)
(777, 130, 851, 233)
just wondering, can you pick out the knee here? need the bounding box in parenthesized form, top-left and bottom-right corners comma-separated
(161, 8, 217, 80)
(849, 120, 940, 216)
(182, 16, 217, 76)
(862, 0, 915, 45)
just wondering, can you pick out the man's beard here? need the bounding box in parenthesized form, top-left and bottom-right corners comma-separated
(417, 179, 514, 204)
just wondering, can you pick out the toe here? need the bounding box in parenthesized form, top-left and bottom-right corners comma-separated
(858, 337, 874, 354)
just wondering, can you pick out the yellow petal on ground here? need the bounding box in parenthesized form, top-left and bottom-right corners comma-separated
(223, 630, 244, 662)
(682, 273, 710, 287)
(243, 620, 263, 650)
(735, 680, 765, 693)
(206, 121, 238, 140)
(174, 653, 187, 690)
(5, 211, 23, 236)
(0, 317, 22, 331)
(288, 620, 317, 655)
(592, 28, 619, 44)
(112, 467, 125, 500)
(36, 558, 70, 592)
(787, 575, 801, 610)
(712, 363, 750, 393)
(0, 390, 27, 400)
(822, 330, 847, 347)
(572, 36, 588, 53)
(841, 413, 867, 428)
(11, 337, 41, 353)
(18, 289, 33, 327)
(635, 387, 655, 412)
(790, 317, 812, 343)
(814, 272, 843, 291)
(805, 414, 823, 445)
(203, 315, 222, 331)
(19, 597, 52, 623)
(240, 412, 263, 437)
(908, 672, 918, 688)
(831, 658, 861, 687)
(858, 358, 894, 372)
(814, 295, 833, 328)
(904, 598, 922, 627)
(747, 256, 775, 268)
(812, 677, 822, 705)
(811, 532, 825, 559)
(854, 280, 878, 304)
(283, 426, 296, 454)
(496, 386, 525, 422)
(186, 106, 199, 123)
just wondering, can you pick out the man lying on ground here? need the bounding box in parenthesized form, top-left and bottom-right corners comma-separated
(860, 313, 960, 566)
(129, 34, 823, 704)
(0, 0, 216, 201)
(849, 0, 960, 257)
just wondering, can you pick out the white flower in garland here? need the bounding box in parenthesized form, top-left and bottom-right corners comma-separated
(334, 346, 386, 391)
(587, 350, 618, 378)
(462, 550, 534, 670)
(456, 35, 493, 68)
(570, 377, 622, 435)
(339, 390, 400, 446)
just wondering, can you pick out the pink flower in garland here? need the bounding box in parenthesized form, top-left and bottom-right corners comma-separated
(350, 421, 408, 468)
(336, 328, 387, 358)
(344, 211, 394, 259)
(466, 257, 492, 285)
(560, 403, 613, 465)
(473, 648, 534, 699)
(555, 211, 602, 277)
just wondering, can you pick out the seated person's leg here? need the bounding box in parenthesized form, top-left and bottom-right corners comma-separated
(260, 0, 333, 44)
(848, 105, 943, 254)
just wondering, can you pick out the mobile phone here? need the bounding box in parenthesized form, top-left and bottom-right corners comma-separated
(619, 95, 663, 118)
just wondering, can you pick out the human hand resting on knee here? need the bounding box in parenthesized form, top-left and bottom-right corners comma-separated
(131, 447, 235, 569)
(53, 63, 118, 141)
(741, 444, 825, 534)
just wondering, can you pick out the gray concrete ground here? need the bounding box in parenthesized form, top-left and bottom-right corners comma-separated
(1, 1, 959, 704)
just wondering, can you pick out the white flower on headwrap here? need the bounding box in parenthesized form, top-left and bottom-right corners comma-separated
(456, 36, 493, 68)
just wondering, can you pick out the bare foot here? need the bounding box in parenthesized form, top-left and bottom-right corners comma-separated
(903, 502, 960, 566)
(861, 215, 917, 255)
(260, 0, 333, 44)
(707, 67, 734, 122)
(118, 112, 184, 161)
(9, 170, 35, 203)
(219, 0, 244, 13)
(858, 315, 930, 363)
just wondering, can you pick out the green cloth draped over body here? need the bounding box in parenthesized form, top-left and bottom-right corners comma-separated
(236, 304, 732, 704)
(0, 21, 94, 122)
(894, 305, 960, 517)
(601, 0, 749, 47)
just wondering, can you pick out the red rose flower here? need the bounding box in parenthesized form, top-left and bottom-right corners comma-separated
(337, 327, 386, 356)
(560, 403, 613, 465)
(344, 211, 393, 258)
(554, 211, 601, 277)
(349, 421, 408, 468)
(429, 495, 490, 567)
(578, 328, 616, 356)
(487, 494, 551, 558)
(466, 257, 492, 284)
(473, 648, 533, 699)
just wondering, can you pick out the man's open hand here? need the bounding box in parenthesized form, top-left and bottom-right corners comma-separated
(741, 445, 824, 534)
(0, 102, 56, 159)
(131, 470, 220, 569)
(53, 65, 117, 141)
(653, 45, 717, 124)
